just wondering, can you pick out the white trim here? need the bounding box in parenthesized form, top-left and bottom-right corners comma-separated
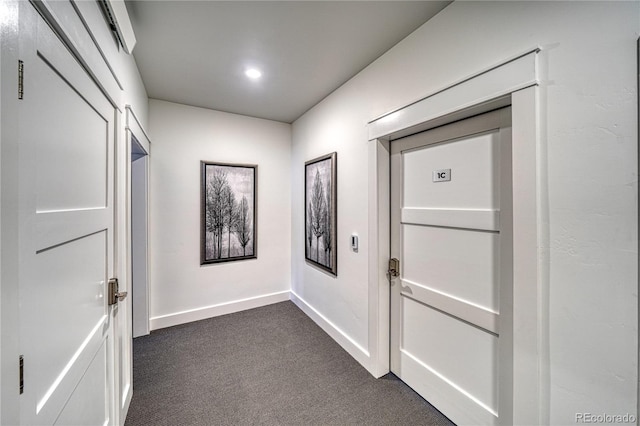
(30, 0, 121, 109)
(400, 278, 499, 334)
(368, 48, 539, 140)
(125, 105, 151, 153)
(0, 2, 21, 424)
(70, 0, 124, 91)
(115, 105, 131, 426)
(367, 49, 542, 425)
(102, 0, 137, 54)
(127, 105, 150, 339)
(367, 139, 391, 378)
(120, 382, 132, 413)
(510, 86, 543, 425)
(401, 348, 498, 420)
(290, 291, 371, 371)
(150, 291, 290, 330)
(401, 208, 500, 232)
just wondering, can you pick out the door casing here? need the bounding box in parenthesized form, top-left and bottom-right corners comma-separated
(366, 49, 544, 425)
(127, 106, 151, 339)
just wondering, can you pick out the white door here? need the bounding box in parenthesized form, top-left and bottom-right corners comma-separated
(18, 4, 122, 424)
(390, 108, 513, 426)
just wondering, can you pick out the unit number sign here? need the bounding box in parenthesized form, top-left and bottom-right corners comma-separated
(432, 169, 451, 182)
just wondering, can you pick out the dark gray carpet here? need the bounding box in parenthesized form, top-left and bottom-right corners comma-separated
(125, 301, 455, 426)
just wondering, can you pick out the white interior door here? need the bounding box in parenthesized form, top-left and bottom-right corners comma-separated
(18, 4, 120, 424)
(390, 107, 513, 426)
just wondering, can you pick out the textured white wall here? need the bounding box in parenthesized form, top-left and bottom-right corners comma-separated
(291, 1, 638, 423)
(148, 100, 291, 327)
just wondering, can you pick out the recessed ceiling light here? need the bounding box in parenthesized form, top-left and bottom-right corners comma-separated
(245, 68, 262, 80)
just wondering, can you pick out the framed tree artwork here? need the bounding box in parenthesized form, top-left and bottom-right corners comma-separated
(201, 162, 257, 265)
(304, 152, 337, 275)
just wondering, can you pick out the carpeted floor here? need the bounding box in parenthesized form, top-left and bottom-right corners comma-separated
(125, 301, 455, 426)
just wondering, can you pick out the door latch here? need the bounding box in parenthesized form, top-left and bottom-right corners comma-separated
(388, 258, 400, 278)
(108, 278, 127, 306)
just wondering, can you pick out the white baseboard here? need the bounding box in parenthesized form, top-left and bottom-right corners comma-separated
(149, 291, 290, 330)
(290, 290, 371, 373)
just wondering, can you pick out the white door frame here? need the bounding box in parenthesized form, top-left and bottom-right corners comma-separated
(366, 48, 545, 425)
(1, 2, 23, 424)
(126, 105, 151, 338)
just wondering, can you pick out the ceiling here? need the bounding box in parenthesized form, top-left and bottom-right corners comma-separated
(125, 1, 451, 123)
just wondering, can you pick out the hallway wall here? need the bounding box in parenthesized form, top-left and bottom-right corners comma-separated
(291, 1, 638, 423)
(148, 100, 292, 329)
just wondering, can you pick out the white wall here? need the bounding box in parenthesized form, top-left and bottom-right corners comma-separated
(291, 1, 638, 423)
(122, 54, 149, 129)
(148, 100, 291, 328)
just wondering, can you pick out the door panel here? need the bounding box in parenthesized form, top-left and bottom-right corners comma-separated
(401, 297, 498, 412)
(31, 231, 107, 405)
(19, 5, 116, 425)
(402, 224, 500, 313)
(403, 132, 500, 210)
(390, 107, 512, 426)
(35, 57, 109, 212)
(397, 350, 497, 425)
(53, 341, 109, 426)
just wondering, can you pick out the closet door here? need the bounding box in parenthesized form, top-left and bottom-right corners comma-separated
(18, 4, 120, 424)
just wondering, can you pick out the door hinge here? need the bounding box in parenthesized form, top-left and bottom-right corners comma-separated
(19, 355, 24, 394)
(18, 60, 24, 100)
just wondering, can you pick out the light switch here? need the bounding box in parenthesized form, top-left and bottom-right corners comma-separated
(351, 234, 358, 252)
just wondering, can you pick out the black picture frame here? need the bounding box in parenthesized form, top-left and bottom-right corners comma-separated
(201, 161, 257, 265)
(304, 152, 337, 275)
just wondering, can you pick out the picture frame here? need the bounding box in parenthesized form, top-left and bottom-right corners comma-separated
(201, 161, 257, 265)
(304, 152, 337, 275)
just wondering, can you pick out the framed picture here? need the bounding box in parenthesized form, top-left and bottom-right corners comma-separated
(304, 152, 337, 275)
(201, 162, 257, 265)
